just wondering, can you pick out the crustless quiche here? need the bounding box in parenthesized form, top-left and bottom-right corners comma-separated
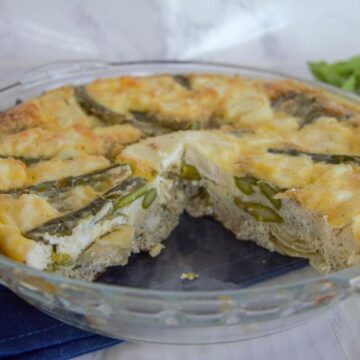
(1, 73, 360, 280)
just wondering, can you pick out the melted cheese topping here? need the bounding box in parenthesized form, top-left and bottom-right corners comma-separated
(185, 131, 244, 174)
(0, 101, 47, 135)
(0, 158, 27, 190)
(27, 155, 110, 184)
(255, 113, 299, 133)
(0, 128, 66, 158)
(236, 152, 325, 189)
(181, 130, 324, 189)
(94, 124, 142, 157)
(0, 194, 59, 233)
(38, 86, 101, 129)
(87, 75, 215, 124)
(285, 165, 360, 228)
(120, 131, 187, 176)
(0, 224, 50, 269)
(191, 75, 273, 127)
(288, 117, 357, 154)
(0, 224, 36, 262)
(0, 128, 106, 159)
(55, 128, 105, 158)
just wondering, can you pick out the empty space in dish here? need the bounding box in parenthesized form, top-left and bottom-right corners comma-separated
(99, 213, 310, 290)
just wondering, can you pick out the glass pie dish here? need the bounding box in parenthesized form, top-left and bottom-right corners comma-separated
(1, 60, 360, 344)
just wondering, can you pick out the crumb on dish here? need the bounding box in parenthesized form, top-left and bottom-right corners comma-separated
(149, 243, 165, 257)
(180, 272, 200, 280)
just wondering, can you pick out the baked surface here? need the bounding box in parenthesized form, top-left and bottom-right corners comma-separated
(1, 73, 360, 279)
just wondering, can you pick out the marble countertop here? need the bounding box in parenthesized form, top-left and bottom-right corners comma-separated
(1, 0, 359, 80)
(1, 0, 360, 358)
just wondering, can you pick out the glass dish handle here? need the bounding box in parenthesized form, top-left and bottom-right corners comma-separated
(20, 60, 111, 87)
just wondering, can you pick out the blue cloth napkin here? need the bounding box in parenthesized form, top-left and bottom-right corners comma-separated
(0, 285, 121, 360)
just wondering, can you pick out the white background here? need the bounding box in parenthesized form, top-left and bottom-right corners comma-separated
(1, 0, 360, 358)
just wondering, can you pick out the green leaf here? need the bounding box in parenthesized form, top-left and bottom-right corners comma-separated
(309, 61, 345, 86)
(308, 55, 360, 95)
(341, 74, 357, 93)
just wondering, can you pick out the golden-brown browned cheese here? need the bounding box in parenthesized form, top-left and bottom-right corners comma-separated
(27, 155, 110, 184)
(0, 158, 27, 190)
(0, 194, 59, 232)
(284, 165, 360, 229)
(0, 101, 47, 135)
(85, 75, 216, 128)
(0, 224, 37, 263)
(37, 86, 102, 129)
(191, 75, 274, 127)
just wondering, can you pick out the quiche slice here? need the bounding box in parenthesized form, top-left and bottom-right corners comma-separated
(122, 130, 360, 273)
(1, 73, 360, 280)
(0, 150, 185, 280)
